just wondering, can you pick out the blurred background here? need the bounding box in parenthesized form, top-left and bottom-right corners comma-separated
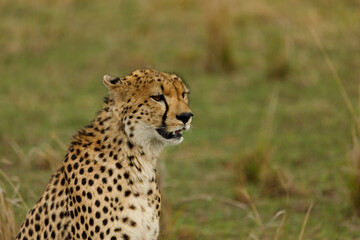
(1, 0, 360, 239)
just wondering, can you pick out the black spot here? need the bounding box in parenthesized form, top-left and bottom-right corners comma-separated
(74, 162, 79, 169)
(127, 141, 134, 149)
(125, 190, 131, 197)
(116, 162, 122, 169)
(103, 207, 108, 213)
(35, 224, 40, 231)
(103, 219, 108, 226)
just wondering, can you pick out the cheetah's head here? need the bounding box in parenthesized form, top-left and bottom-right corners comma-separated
(103, 69, 193, 152)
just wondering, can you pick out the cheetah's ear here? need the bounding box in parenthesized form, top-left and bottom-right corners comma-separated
(102, 75, 122, 90)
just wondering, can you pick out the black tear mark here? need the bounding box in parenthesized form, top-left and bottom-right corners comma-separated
(162, 97, 169, 126)
(110, 77, 120, 84)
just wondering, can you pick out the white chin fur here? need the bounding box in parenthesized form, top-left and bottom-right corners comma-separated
(125, 123, 184, 154)
(164, 136, 183, 145)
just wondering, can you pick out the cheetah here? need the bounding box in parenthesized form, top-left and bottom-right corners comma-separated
(16, 69, 193, 240)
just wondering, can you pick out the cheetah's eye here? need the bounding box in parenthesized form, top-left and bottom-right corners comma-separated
(182, 92, 189, 99)
(151, 95, 164, 102)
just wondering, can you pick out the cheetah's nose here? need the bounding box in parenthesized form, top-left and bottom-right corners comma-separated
(176, 112, 193, 124)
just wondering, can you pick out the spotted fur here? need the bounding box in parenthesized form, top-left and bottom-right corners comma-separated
(16, 69, 193, 240)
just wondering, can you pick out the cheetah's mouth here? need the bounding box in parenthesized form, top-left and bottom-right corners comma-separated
(156, 128, 183, 140)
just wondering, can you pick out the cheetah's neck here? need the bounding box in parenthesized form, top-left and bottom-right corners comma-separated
(70, 98, 159, 180)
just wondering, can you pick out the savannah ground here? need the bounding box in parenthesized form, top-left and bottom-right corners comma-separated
(1, 0, 360, 239)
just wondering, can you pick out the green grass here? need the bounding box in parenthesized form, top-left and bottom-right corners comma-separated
(1, 0, 360, 239)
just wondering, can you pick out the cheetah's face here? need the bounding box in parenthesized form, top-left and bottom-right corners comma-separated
(103, 70, 193, 148)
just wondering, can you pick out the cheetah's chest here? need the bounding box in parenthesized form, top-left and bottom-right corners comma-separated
(68, 161, 161, 240)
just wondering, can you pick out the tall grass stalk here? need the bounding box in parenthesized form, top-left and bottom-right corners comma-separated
(310, 24, 360, 216)
(298, 200, 314, 240)
(243, 189, 265, 234)
(0, 186, 17, 240)
(309, 27, 360, 135)
(203, 0, 235, 72)
(0, 169, 28, 210)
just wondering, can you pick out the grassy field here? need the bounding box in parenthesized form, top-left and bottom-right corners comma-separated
(1, 0, 360, 239)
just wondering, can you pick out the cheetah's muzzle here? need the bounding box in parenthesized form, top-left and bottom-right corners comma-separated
(156, 128, 183, 139)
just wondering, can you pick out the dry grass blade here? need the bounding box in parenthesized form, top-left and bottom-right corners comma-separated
(0, 168, 28, 210)
(298, 200, 314, 240)
(177, 194, 247, 210)
(309, 26, 360, 135)
(242, 189, 264, 233)
(260, 87, 279, 143)
(348, 126, 360, 216)
(29, 147, 61, 171)
(358, 81, 360, 115)
(50, 132, 68, 151)
(0, 187, 17, 240)
(202, 0, 235, 72)
(274, 209, 287, 240)
(310, 18, 360, 219)
(274, 194, 289, 240)
(10, 141, 27, 163)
